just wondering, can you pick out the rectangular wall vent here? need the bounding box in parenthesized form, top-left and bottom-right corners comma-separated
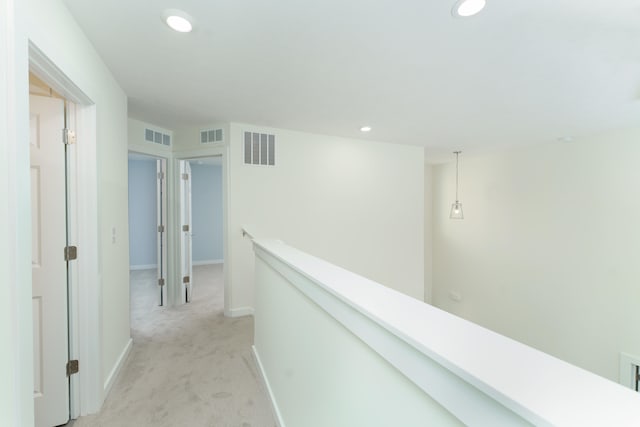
(200, 128, 224, 144)
(144, 128, 171, 146)
(244, 131, 275, 166)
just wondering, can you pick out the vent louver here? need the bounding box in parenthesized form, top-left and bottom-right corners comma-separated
(244, 131, 275, 166)
(200, 128, 224, 144)
(144, 128, 171, 146)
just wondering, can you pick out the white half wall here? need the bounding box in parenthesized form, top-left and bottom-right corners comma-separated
(227, 123, 425, 312)
(432, 127, 640, 382)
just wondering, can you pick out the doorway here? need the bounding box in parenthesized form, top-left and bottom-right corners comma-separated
(29, 71, 75, 427)
(179, 157, 224, 305)
(127, 153, 168, 312)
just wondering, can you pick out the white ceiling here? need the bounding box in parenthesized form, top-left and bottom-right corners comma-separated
(64, 0, 640, 160)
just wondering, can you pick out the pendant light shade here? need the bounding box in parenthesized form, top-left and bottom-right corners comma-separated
(450, 151, 464, 220)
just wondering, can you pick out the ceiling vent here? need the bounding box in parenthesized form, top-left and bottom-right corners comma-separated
(244, 131, 275, 166)
(144, 128, 171, 146)
(200, 128, 224, 144)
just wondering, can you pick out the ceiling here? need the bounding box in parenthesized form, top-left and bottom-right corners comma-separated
(63, 0, 640, 161)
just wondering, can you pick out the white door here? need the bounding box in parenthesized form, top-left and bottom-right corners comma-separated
(156, 159, 167, 306)
(30, 95, 69, 426)
(180, 160, 193, 303)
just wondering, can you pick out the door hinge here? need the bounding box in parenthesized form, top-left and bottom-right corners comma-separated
(158, 278, 165, 287)
(181, 173, 189, 180)
(157, 171, 165, 180)
(182, 224, 189, 232)
(158, 225, 165, 233)
(64, 246, 78, 261)
(62, 128, 76, 145)
(183, 276, 190, 284)
(66, 360, 79, 376)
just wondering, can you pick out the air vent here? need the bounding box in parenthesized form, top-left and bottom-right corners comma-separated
(200, 128, 224, 144)
(144, 128, 171, 146)
(244, 131, 275, 166)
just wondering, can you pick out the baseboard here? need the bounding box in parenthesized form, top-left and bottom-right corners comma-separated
(226, 306, 254, 317)
(129, 264, 157, 271)
(193, 259, 224, 266)
(103, 338, 133, 399)
(252, 345, 285, 427)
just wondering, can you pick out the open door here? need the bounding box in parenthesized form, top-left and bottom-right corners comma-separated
(30, 94, 70, 426)
(180, 160, 193, 303)
(156, 159, 167, 306)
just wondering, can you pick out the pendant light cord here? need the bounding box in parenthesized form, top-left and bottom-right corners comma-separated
(454, 151, 461, 202)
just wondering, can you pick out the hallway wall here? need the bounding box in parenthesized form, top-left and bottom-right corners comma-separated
(27, 0, 130, 406)
(227, 123, 425, 312)
(431, 127, 640, 382)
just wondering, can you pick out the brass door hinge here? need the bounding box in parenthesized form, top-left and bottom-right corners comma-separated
(158, 278, 165, 287)
(183, 276, 190, 284)
(64, 246, 77, 261)
(182, 225, 189, 232)
(66, 360, 79, 376)
(158, 225, 165, 232)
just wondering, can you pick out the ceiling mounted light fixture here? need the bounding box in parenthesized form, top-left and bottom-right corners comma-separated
(452, 0, 486, 17)
(450, 151, 464, 220)
(163, 9, 193, 33)
(360, 126, 372, 132)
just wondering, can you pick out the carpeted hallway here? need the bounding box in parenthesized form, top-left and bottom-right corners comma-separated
(72, 264, 276, 427)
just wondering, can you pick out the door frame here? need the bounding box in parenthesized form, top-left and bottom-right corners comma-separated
(29, 42, 102, 418)
(127, 151, 169, 307)
(173, 148, 229, 312)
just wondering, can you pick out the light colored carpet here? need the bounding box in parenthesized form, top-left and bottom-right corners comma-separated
(73, 264, 276, 427)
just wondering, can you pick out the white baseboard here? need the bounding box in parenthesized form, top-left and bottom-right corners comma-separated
(226, 306, 254, 317)
(252, 346, 285, 427)
(193, 259, 224, 266)
(129, 264, 157, 271)
(103, 338, 133, 399)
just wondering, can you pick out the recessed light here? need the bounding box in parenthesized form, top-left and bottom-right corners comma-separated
(452, 0, 486, 17)
(360, 126, 372, 132)
(163, 9, 193, 33)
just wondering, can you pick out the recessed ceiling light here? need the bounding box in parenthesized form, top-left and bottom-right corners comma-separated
(360, 126, 372, 132)
(163, 9, 193, 33)
(452, 0, 486, 17)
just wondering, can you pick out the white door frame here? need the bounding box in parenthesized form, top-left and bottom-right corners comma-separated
(128, 151, 169, 306)
(173, 149, 229, 312)
(29, 42, 102, 417)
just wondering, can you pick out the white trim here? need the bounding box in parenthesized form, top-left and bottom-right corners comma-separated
(102, 338, 132, 400)
(129, 264, 157, 271)
(193, 259, 223, 266)
(226, 306, 254, 318)
(251, 346, 284, 427)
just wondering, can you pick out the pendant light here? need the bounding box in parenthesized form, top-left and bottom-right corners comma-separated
(450, 151, 464, 219)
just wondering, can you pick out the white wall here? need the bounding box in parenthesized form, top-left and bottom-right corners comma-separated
(26, 0, 130, 400)
(128, 118, 173, 158)
(1, 0, 32, 424)
(432, 127, 640, 382)
(228, 123, 425, 313)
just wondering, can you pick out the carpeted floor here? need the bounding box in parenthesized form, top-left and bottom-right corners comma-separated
(72, 264, 276, 427)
